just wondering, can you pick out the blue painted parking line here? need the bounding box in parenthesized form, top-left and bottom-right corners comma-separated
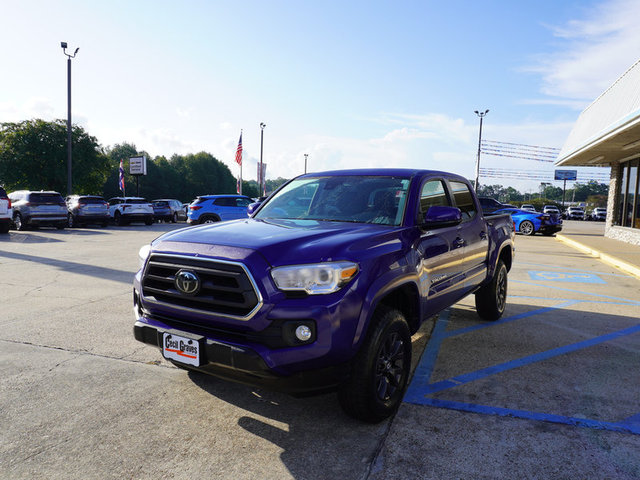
(528, 271, 606, 283)
(412, 398, 640, 436)
(422, 324, 640, 395)
(405, 304, 640, 436)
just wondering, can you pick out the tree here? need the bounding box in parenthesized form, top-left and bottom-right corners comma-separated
(0, 119, 109, 195)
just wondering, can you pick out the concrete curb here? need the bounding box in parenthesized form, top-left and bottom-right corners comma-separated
(556, 234, 640, 280)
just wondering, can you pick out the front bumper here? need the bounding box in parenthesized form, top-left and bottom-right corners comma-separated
(133, 320, 348, 394)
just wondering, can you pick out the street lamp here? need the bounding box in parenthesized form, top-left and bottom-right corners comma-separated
(474, 109, 489, 191)
(304, 153, 308, 174)
(259, 123, 266, 196)
(61, 42, 79, 196)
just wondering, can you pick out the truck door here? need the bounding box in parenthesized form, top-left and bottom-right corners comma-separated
(414, 179, 467, 313)
(447, 180, 489, 291)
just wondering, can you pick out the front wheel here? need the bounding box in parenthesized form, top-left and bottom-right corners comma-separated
(338, 307, 411, 423)
(475, 259, 508, 321)
(519, 220, 535, 236)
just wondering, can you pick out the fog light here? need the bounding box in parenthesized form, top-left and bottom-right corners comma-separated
(295, 325, 312, 342)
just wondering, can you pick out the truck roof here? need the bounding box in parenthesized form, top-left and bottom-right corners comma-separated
(299, 168, 468, 181)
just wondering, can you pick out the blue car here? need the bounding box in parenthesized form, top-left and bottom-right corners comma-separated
(494, 207, 562, 236)
(187, 194, 253, 224)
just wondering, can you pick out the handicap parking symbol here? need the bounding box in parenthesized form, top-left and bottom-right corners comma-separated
(528, 271, 606, 284)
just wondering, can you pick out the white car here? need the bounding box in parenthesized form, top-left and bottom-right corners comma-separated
(107, 197, 154, 226)
(543, 205, 561, 215)
(0, 186, 10, 233)
(591, 207, 607, 221)
(520, 204, 537, 212)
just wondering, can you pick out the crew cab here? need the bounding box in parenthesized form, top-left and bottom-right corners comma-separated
(133, 169, 515, 422)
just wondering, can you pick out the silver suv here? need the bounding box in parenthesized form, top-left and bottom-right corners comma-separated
(566, 206, 585, 220)
(8, 190, 68, 230)
(0, 186, 10, 234)
(66, 195, 110, 227)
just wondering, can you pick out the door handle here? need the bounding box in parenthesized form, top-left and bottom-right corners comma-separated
(453, 237, 465, 248)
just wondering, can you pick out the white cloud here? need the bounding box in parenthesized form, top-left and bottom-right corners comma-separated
(526, 0, 640, 100)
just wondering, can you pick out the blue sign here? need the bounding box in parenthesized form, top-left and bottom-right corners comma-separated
(555, 170, 577, 181)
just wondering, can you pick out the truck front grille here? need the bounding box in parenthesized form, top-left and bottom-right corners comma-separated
(142, 254, 261, 319)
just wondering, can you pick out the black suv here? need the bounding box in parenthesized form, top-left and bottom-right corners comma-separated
(8, 190, 68, 230)
(66, 195, 110, 227)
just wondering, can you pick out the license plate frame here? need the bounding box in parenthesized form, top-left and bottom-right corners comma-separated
(162, 332, 202, 367)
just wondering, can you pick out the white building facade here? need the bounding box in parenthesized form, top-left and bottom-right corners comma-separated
(557, 59, 640, 245)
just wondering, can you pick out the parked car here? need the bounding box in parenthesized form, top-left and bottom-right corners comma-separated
(542, 205, 561, 215)
(495, 207, 563, 236)
(478, 197, 506, 214)
(520, 204, 537, 212)
(151, 200, 172, 223)
(187, 194, 253, 224)
(66, 195, 109, 227)
(152, 199, 186, 223)
(590, 207, 607, 221)
(134, 168, 515, 422)
(107, 197, 154, 226)
(8, 190, 67, 230)
(566, 206, 586, 220)
(0, 186, 10, 234)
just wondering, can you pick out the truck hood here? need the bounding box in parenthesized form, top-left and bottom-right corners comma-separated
(152, 218, 403, 266)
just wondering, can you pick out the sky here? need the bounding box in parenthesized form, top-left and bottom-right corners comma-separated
(2, 0, 640, 194)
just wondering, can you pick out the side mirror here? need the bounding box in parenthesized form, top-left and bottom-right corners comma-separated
(247, 201, 263, 216)
(422, 206, 462, 228)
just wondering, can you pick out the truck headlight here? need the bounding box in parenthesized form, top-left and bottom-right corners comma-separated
(138, 244, 151, 269)
(271, 262, 358, 295)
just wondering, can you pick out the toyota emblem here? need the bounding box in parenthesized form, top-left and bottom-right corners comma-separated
(175, 270, 200, 295)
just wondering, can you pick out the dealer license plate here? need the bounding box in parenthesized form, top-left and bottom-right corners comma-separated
(162, 332, 201, 367)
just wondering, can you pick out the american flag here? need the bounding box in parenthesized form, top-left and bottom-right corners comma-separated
(119, 159, 125, 194)
(235, 132, 243, 165)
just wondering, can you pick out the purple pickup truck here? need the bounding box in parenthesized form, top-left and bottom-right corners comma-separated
(133, 169, 514, 422)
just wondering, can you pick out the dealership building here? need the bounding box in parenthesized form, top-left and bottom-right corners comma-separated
(556, 58, 640, 245)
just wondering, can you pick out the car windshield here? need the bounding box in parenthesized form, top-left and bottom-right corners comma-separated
(128, 199, 148, 204)
(80, 197, 105, 204)
(255, 175, 411, 226)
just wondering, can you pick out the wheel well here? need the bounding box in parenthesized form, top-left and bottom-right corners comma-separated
(375, 283, 420, 334)
(499, 245, 513, 272)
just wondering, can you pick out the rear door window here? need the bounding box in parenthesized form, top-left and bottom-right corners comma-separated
(448, 181, 477, 220)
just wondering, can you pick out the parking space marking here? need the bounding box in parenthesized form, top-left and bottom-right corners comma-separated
(512, 280, 640, 305)
(405, 299, 640, 436)
(528, 271, 606, 284)
(422, 323, 640, 395)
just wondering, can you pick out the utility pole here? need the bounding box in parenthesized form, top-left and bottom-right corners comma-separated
(474, 109, 489, 191)
(61, 42, 79, 196)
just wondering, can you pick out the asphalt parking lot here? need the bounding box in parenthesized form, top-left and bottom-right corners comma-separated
(1, 221, 639, 479)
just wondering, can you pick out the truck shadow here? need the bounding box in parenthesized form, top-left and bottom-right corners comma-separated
(186, 328, 433, 480)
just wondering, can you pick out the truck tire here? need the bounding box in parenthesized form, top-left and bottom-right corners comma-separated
(519, 220, 535, 236)
(338, 306, 411, 423)
(475, 259, 507, 321)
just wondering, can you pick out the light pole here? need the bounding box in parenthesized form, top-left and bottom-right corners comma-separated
(259, 123, 266, 196)
(61, 42, 79, 196)
(304, 153, 308, 174)
(474, 109, 489, 191)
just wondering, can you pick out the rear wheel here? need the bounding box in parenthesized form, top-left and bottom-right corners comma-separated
(114, 211, 126, 226)
(0, 222, 9, 234)
(172, 212, 178, 223)
(338, 307, 411, 423)
(199, 215, 219, 224)
(475, 259, 508, 321)
(13, 212, 27, 231)
(519, 220, 535, 236)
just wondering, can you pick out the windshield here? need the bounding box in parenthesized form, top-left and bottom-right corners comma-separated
(255, 175, 411, 225)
